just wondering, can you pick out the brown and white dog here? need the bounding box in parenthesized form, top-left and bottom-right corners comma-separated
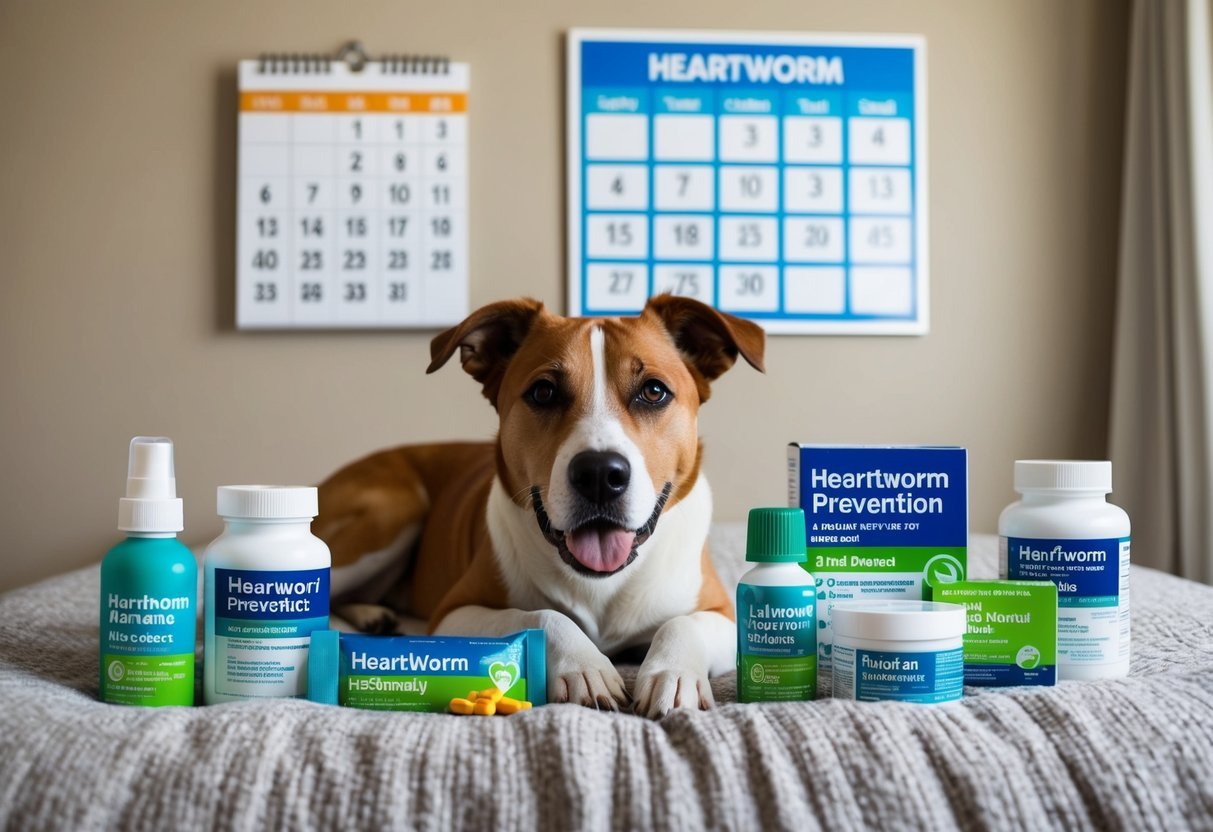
(315, 295, 764, 718)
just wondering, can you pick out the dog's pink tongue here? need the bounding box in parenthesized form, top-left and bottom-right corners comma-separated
(565, 527, 636, 573)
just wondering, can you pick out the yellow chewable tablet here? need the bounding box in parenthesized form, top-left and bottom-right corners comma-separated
(479, 688, 504, 702)
(472, 699, 496, 716)
(496, 698, 532, 715)
(469, 690, 481, 700)
(448, 698, 475, 715)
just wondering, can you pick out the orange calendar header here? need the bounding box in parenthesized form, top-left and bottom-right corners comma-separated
(241, 91, 467, 114)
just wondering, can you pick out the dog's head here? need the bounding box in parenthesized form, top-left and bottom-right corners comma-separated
(428, 296, 764, 578)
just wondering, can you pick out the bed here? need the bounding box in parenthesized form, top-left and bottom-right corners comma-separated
(1, 529, 1211, 830)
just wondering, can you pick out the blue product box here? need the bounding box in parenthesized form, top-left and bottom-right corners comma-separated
(787, 444, 969, 680)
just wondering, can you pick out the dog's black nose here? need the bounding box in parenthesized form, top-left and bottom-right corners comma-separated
(568, 451, 631, 505)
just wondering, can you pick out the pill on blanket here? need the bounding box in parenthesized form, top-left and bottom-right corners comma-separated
(496, 697, 532, 714)
(472, 698, 496, 716)
(478, 688, 504, 702)
(448, 698, 475, 715)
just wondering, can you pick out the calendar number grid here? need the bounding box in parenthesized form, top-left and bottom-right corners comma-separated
(568, 31, 926, 335)
(236, 61, 469, 330)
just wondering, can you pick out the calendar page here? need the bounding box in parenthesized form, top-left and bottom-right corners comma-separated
(566, 30, 927, 335)
(237, 59, 469, 329)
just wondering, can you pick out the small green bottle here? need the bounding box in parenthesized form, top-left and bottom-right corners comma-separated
(736, 508, 817, 702)
(99, 437, 197, 706)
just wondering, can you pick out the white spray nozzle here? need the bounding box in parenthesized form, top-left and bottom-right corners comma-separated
(119, 436, 184, 533)
(126, 436, 177, 499)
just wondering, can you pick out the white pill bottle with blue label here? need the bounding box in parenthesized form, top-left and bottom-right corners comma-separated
(999, 460, 1130, 680)
(203, 486, 331, 704)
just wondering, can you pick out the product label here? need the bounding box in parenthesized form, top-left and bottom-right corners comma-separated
(101, 587, 195, 706)
(213, 567, 329, 698)
(805, 546, 967, 674)
(833, 645, 963, 703)
(736, 583, 816, 701)
(790, 447, 969, 547)
(933, 580, 1057, 686)
(788, 446, 968, 679)
(339, 631, 538, 711)
(1001, 537, 1130, 668)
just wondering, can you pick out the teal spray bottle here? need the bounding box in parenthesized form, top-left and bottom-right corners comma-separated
(99, 437, 197, 706)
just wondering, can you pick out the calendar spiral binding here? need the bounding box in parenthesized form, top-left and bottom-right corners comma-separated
(256, 53, 333, 75)
(379, 54, 451, 75)
(255, 41, 450, 75)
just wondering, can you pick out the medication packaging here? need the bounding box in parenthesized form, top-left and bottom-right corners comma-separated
(831, 600, 966, 704)
(203, 486, 331, 703)
(931, 580, 1057, 686)
(999, 460, 1130, 681)
(788, 444, 968, 684)
(99, 437, 196, 707)
(736, 508, 817, 702)
(307, 629, 546, 712)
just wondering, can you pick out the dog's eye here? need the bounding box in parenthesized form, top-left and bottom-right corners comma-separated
(637, 379, 671, 406)
(527, 380, 559, 407)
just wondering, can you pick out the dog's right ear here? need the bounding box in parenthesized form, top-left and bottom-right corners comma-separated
(427, 298, 546, 406)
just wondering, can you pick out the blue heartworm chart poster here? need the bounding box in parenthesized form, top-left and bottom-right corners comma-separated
(566, 30, 928, 335)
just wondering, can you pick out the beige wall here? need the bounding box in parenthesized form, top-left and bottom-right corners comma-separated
(0, 0, 1129, 592)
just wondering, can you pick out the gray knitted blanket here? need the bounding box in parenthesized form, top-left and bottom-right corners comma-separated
(1, 530, 1211, 831)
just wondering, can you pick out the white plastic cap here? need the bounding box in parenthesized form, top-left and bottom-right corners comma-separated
(118, 436, 184, 533)
(832, 600, 967, 642)
(1014, 460, 1112, 493)
(217, 485, 318, 520)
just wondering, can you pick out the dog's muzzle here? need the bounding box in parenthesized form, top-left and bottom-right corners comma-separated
(530, 483, 672, 577)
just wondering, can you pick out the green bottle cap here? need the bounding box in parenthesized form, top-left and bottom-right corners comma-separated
(746, 507, 807, 563)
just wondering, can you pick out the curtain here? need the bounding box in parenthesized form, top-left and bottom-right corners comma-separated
(1110, 0, 1213, 584)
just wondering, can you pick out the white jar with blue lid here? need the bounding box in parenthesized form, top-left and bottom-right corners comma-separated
(831, 600, 967, 704)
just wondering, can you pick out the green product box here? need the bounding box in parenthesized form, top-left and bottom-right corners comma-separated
(931, 580, 1057, 686)
(788, 445, 969, 680)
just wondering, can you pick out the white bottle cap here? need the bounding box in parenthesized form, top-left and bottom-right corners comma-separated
(832, 600, 967, 642)
(217, 485, 318, 519)
(1014, 460, 1112, 493)
(118, 436, 184, 533)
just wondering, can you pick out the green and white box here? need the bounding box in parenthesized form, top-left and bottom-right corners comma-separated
(931, 580, 1057, 686)
(788, 445, 968, 683)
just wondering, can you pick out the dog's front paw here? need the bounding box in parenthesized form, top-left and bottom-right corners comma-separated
(633, 665, 715, 719)
(549, 650, 629, 711)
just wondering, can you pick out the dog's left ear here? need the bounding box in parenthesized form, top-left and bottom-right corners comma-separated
(643, 295, 765, 395)
(427, 298, 546, 406)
